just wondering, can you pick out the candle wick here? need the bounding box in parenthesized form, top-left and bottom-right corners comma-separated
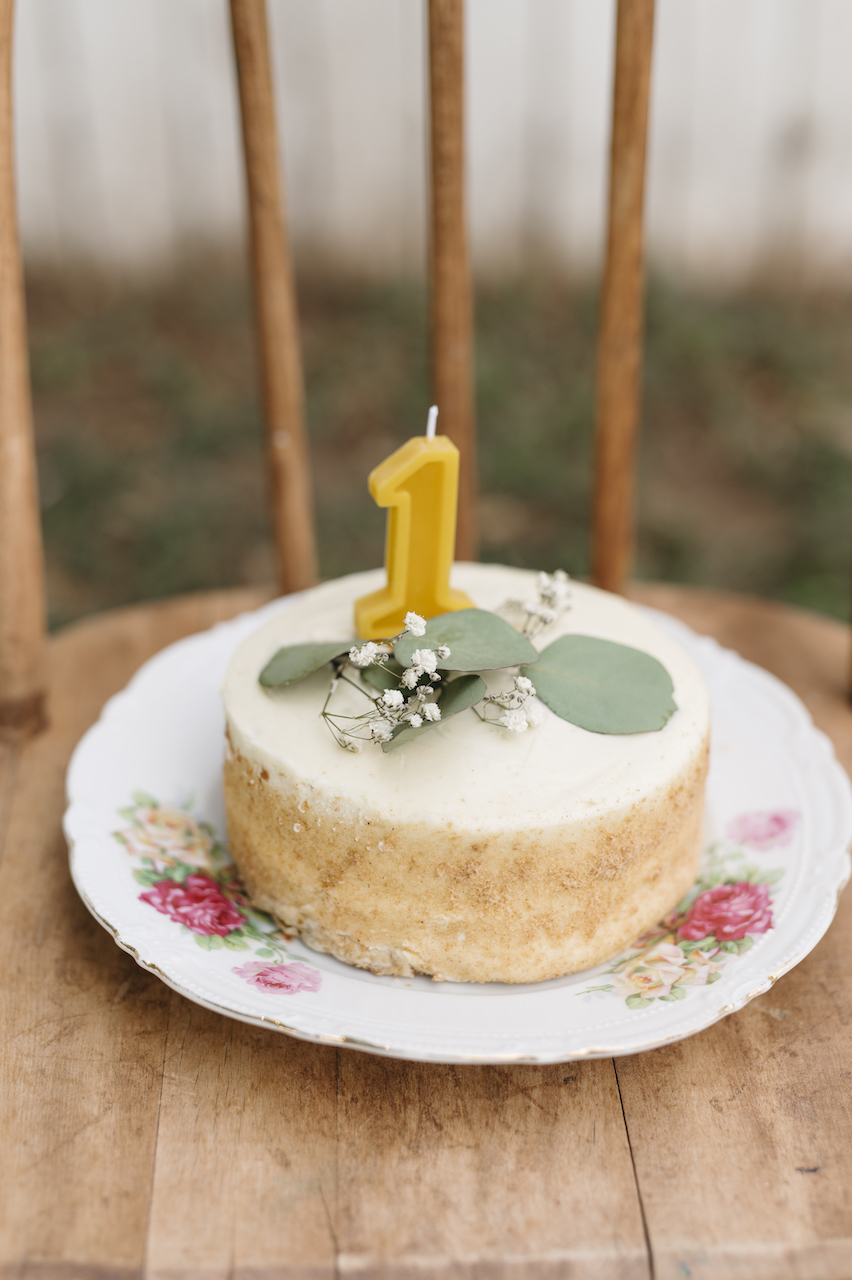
(426, 405, 438, 440)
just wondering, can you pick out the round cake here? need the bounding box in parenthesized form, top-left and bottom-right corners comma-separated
(222, 564, 710, 983)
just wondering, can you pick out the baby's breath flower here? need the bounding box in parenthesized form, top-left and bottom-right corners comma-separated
(349, 641, 382, 668)
(422, 703, 441, 722)
(401, 666, 420, 689)
(342, 736, 363, 753)
(436, 644, 451, 660)
(404, 611, 427, 637)
(407, 713, 423, 728)
(500, 708, 529, 733)
(409, 648, 438, 673)
(380, 689, 404, 709)
(525, 698, 546, 727)
(370, 720, 394, 743)
(515, 675, 535, 695)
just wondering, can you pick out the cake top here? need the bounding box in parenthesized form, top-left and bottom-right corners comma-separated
(223, 564, 710, 829)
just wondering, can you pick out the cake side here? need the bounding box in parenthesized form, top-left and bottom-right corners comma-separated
(223, 731, 708, 982)
(221, 564, 711, 984)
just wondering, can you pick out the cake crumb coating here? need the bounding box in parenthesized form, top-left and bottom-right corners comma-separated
(222, 565, 711, 983)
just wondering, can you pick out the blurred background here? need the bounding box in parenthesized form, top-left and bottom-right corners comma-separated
(16, 0, 852, 628)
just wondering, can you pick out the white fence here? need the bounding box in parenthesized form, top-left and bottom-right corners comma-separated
(14, 0, 852, 285)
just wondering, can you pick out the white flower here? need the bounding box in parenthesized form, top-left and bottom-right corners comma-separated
(380, 689, 404, 709)
(370, 719, 394, 742)
(342, 736, 363, 753)
(437, 644, 451, 660)
(409, 648, 438, 673)
(401, 666, 420, 689)
(422, 703, 441, 722)
(404, 611, 427, 637)
(407, 713, 423, 728)
(349, 642, 382, 668)
(525, 697, 546, 727)
(499, 708, 529, 733)
(514, 676, 535, 695)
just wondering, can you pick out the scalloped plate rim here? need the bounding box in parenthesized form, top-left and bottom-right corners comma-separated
(64, 596, 852, 1064)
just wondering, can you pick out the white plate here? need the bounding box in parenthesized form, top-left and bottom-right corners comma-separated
(65, 598, 852, 1064)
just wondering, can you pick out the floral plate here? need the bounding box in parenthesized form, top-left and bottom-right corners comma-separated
(65, 598, 852, 1064)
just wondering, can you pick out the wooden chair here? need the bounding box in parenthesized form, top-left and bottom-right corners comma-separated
(1, 1, 850, 1275)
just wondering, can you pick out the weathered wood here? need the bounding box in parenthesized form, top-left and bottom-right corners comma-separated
(591, 0, 655, 596)
(628, 584, 852, 1279)
(334, 1056, 648, 1279)
(0, 588, 272, 1280)
(230, 0, 318, 596)
(146, 996, 337, 1280)
(428, 0, 478, 562)
(0, 0, 47, 739)
(2, 583, 852, 1279)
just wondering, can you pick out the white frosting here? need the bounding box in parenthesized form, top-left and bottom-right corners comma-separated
(223, 565, 709, 832)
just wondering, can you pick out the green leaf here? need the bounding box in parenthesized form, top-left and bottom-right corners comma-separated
(707, 971, 723, 983)
(194, 934, 225, 951)
(132, 791, 158, 808)
(736, 936, 755, 953)
(259, 641, 349, 688)
(394, 610, 538, 672)
(625, 994, 655, 1010)
(719, 940, 740, 953)
(132, 869, 163, 888)
(755, 868, 785, 885)
(668, 983, 688, 1000)
(223, 934, 251, 951)
(521, 634, 677, 734)
(360, 660, 404, 693)
(382, 674, 487, 752)
(255, 946, 277, 959)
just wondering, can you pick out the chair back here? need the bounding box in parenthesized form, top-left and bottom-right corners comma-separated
(0, 0, 715, 742)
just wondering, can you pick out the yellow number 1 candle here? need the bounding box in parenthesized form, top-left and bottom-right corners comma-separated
(354, 406, 474, 639)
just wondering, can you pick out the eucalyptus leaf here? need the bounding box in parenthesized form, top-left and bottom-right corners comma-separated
(521, 635, 677, 734)
(382, 673, 486, 752)
(394, 609, 538, 672)
(260, 641, 349, 688)
(360, 658, 404, 693)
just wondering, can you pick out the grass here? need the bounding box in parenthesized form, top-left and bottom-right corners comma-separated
(26, 263, 852, 629)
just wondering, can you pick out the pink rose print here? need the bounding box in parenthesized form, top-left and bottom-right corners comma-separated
(140, 873, 245, 936)
(726, 809, 798, 850)
(678, 881, 773, 942)
(233, 960, 322, 994)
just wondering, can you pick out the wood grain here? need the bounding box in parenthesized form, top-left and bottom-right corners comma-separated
(628, 583, 852, 1279)
(591, 0, 656, 596)
(230, 0, 317, 597)
(146, 996, 337, 1280)
(334, 1056, 648, 1279)
(428, 0, 478, 562)
(0, 0, 47, 739)
(0, 588, 271, 1280)
(1, 582, 851, 1278)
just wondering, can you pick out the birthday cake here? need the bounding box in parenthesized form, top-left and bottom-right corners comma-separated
(222, 563, 710, 984)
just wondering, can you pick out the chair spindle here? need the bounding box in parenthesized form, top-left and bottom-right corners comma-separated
(0, 0, 47, 741)
(428, 0, 478, 561)
(591, 0, 655, 596)
(230, 0, 318, 595)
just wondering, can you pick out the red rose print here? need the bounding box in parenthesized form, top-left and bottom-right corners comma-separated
(726, 810, 798, 850)
(140, 873, 245, 936)
(678, 881, 773, 943)
(232, 960, 322, 994)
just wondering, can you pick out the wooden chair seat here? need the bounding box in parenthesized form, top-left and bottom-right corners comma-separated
(1, 584, 849, 1278)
